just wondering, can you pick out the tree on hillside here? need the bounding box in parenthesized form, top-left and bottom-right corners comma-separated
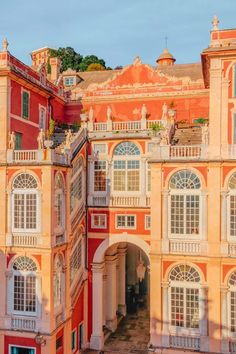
(87, 63, 105, 71)
(50, 47, 83, 72)
(79, 55, 106, 71)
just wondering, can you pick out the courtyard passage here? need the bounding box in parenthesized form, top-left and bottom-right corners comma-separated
(85, 307, 150, 354)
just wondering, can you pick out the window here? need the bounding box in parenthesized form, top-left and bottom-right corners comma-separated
(113, 142, 140, 192)
(39, 106, 46, 130)
(70, 235, 82, 285)
(15, 132, 22, 150)
(93, 143, 106, 154)
(169, 170, 201, 237)
(10, 347, 36, 354)
(12, 173, 39, 232)
(234, 64, 236, 98)
(116, 215, 136, 229)
(56, 336, 63, 351)
(64, 77, 75, 86)
(169, 265, 200, 330)
(22, 90, 29, 119)
(147, 162, 151, 192)
(94, 161, 106, 192)
(147, 142, 154, 153)
(71, 329, 77, 351)
(229, 271, 236, 333)
(78, 323, 84, 349)
(54, 255, 64, 308)
(228, 173, 236, 238)
(145, 215, 151, 230)
(91, 214, 107, 229)
(54, 173, 65, 231)
(70, 157, 83, 214)
(12, 257, 37, 316)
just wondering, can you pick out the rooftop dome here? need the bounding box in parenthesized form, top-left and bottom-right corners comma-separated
(156, 47, 176, 66)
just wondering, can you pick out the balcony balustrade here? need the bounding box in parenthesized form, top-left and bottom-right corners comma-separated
(91, 119, 162, 133)
(170, 335, 200, 350)
(6, 233, 41, 247)
(89, 195, 150, 207)
(11, 316, 36, 331)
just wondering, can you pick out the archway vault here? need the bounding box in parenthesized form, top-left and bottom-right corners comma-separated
(93, 233, 151, 263)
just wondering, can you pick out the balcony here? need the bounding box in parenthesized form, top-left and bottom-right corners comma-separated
(7, 127, 87, 166)
(11, 316, 36, 331)
(163, 239, 208, 255)
(6, 233, 41, 247)
(89, 195, 150, 208)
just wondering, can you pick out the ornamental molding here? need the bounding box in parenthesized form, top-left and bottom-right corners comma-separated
(81, 88, 208, 102)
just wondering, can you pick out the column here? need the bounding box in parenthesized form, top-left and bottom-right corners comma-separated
(105, 255, 118, 332)
(90, 262, 105, 350)
(162, 190, 169, 253)
(117, 247, 127, 316)
(201, 191, 208, 241)
(161, 282, 169, 347)
(103, 273, 107, 326)
(140, 157, 147, 206)
(200, 285, 209, 352)
(221, 191, 228, 242)
(221, 286, 230, 353)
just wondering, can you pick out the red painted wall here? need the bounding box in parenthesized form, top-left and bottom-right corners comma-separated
(5, 335, 41, 354)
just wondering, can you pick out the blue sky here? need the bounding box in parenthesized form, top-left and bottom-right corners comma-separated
(1, 1, 236, 68)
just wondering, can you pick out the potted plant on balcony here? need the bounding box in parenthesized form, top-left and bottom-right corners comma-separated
(44, 118, 55, 148)
(193, 118, 209, 126)
(151, 122, 164, 144)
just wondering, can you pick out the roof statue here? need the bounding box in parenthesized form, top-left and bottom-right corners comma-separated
(133, 56, 142, 66)
(212, 15, 219, 31)
(2, 37, 8, 52)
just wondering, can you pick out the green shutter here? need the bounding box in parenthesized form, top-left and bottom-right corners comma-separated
(15, 132, 22, 150)
(22, 91, 29, 118)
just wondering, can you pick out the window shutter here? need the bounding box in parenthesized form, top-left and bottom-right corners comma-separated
(7, 276, 13, 314)
(22, 91, 29, 118)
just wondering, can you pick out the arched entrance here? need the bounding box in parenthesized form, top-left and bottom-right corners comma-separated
(90, 235, 150, 350)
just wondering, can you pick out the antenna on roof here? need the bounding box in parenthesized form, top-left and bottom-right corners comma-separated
(165, 36, 168, 48)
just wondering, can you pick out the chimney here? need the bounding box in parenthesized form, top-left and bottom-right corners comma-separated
(50, 57, 61, 81)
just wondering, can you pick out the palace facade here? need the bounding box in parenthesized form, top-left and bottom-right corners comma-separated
(1, 16, 236, 354)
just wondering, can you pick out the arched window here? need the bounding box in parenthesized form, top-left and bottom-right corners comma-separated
(228, 173, 236, 238)
(12, 173, 39, 232)
(169, 265, 200, 330)
(169, 170, 201, 237)
(70, 232, 83, 286)
(54, 255, 64, 308)
(54, 173, 65, 231)
(228, 271, 236, 333)
(113, 142, 140, 192)
(12, 256, 37, 315)
(70, 157, 83, 214)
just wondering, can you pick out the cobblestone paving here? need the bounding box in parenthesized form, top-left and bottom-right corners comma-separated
(84, 308, 150, 354)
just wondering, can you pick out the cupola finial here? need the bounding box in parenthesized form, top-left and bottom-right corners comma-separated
(212, 15, 219, 31)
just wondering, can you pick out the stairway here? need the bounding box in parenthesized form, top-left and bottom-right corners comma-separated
(172, 126, 202, 145)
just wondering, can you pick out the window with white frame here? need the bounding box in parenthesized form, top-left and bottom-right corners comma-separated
(145, 215, 151, 230)
(70, 233, 83, 285)
(11, 256, 38, 316)
(116, 215, 136, 229)
(94, 161, 107, 192)
(54, 255, 64, 308)
(39, 106, 46, 130)
(169, 264, 200, 330)
(91, 214, 107, 229)
(64, 76, 75, 86)
(228, 271, 236, 333)
(113, 142, 140, 192)
(10, 346, 36, 354)
(22, 90, 30, 119)
(12, 173, 39, 232)
(228, 173, 236, 238)
(147, 162, 151, 192)
(93, 143, 107, 154)
(54, 173, 65, 231)
(169, 170, 201, 237)
(70, 157, 83, 214)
